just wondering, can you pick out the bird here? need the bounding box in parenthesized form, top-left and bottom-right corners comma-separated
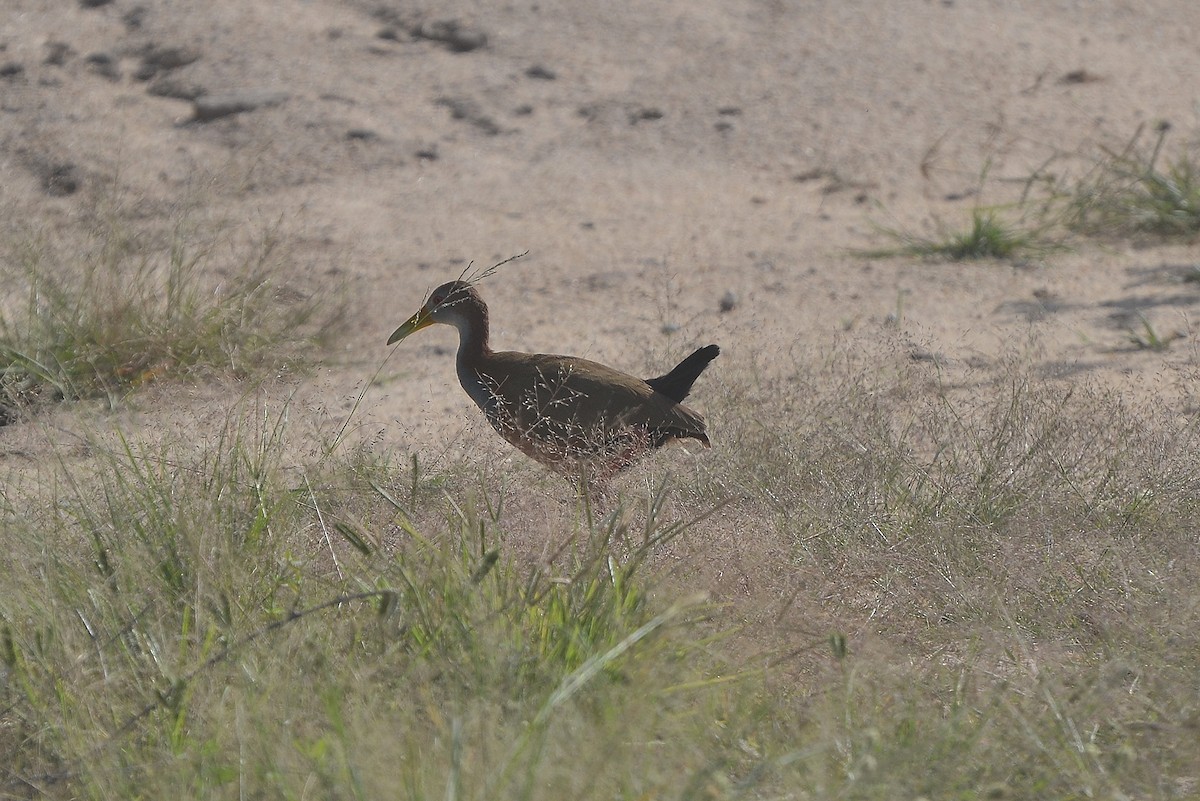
(387, 279, 718, 485)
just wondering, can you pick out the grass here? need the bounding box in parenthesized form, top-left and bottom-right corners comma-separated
(862, 125, 1200, 262)
(0, 409, 753, 800)
(861, 207, 1061, 262)
(3, 351, 1199, 799)
(694, 355, 1200, 797)
(3, 167, 1200, 798)
(0, 213, 336, 417)
(1123, 312, 1184, 351)
(1066, 123, 1200, 240)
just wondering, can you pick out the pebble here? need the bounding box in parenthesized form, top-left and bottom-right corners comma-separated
(123, 6, 148, 29)
(525, 65, 556, 80)
(719, 290, 738, 312)
(40, 162, 82, 196)
(85, 52, 120, 81)
(435, 96, 501, 135)
(147, 77, 206, 100)
(44, 41, 73, 66)
(412, 19, 487, 52)
(190, 90, 288, 122)
(629, 107, 664, 124)
(134, 44, 201, 80)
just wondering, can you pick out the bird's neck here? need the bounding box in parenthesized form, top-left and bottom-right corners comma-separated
(451, 302, 497, 414)
(451, 301, 491, 367)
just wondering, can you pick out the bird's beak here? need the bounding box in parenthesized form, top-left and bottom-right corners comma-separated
(387, 308, 434, 345)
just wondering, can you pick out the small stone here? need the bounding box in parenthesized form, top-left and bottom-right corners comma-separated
(79, 0, 113, 7)
(718, 291, 738, 313)
(190, 90, 288, 122)
(435, 96, 501, 135)
(346, 128, 378, 140)
(135, 43, 201, 80)
(44, 41, 73, 66)
(123, 5, 148, 29)
(0, 62, 24, 78)
(1059, 69, 1102, 85)
(41, 162, 82, 196)
(525, 64, 556, 80)
(629, 107, 663, 124)
(792, 168, 829, 183)
(415, 145, 439, 160)
(412, 19, 487, 52)
(147, 77, 205, 100)
(147, 44, 200, 70)
(85, 52, 120, 80)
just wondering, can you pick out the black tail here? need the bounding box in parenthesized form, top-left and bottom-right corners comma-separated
(645, 344, 720, 403)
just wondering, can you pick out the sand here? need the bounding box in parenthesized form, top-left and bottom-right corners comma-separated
(2, 0, 1200, 461)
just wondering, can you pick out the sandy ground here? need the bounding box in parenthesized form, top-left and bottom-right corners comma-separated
(3, 0, 1200, 469)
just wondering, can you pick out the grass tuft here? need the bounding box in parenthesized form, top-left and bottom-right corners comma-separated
(0, 406, 753, 800)
(0, 216, 337, 416)
(4, 349, 1200, 798)
(1066, 123, 1200, 240)
(698, 354, 1200, 796)
(862, 207, 1060, 262)
(860, 125, 1200, 265)
(1123, 312, 1184, 351)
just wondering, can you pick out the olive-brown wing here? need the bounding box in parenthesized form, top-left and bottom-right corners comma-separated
(480, 351, 709, 450)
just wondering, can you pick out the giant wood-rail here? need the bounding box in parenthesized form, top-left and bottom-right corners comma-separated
(387, 280, 718, 484)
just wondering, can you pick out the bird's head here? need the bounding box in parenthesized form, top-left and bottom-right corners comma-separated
(387, 280, 483, 345)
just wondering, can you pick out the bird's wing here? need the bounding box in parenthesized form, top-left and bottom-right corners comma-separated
(482, 351, 708, 445)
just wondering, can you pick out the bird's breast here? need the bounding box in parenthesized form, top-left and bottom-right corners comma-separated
(456, 362, 501, 417)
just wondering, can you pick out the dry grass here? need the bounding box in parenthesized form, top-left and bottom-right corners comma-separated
(862, 206, 1062, 262)
(693, 353, 1200, 797)
(3, 344, 1199, 799)
(862, 125, 1200, 263)
(0, 406, 747, 799)
(2, 191, 1200, 799)
(1065, 124, 1200, 241)
(0, 211, 338, 419)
